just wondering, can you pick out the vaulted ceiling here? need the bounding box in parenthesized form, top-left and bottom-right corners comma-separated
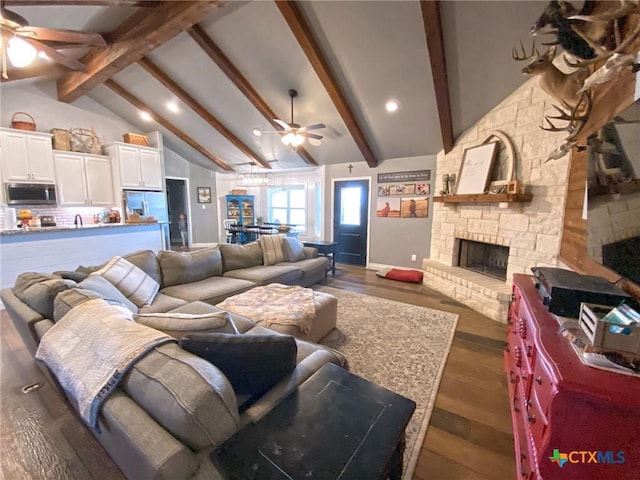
(1, 0, 548, 173)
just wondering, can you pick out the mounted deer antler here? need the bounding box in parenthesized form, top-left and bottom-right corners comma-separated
(513, 40, 588, 107)
(569, 0, 640, 23)
(540, 92, 592, 141)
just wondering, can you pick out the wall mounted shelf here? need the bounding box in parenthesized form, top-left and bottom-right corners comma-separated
(433, 193, 533, 204)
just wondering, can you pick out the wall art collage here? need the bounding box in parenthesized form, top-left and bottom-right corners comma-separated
(376, 170, 430, 219)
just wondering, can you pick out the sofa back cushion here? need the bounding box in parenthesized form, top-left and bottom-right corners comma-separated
(123, 250, 162, 286)
(157, 247, 223, 287)
(219, 242, 263, 272)
(13, 272, 75, 319)
(92, 256, 159, 307)
(53, 287, 105, 322)
(133, 311, 230, 338)
(122, 342, 239, 451)
(259, 234, 286, 265)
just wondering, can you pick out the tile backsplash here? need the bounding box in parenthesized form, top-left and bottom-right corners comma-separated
(0, 205, 118, 230)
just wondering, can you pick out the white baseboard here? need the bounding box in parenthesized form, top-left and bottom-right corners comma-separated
(368, 262, 424, 271)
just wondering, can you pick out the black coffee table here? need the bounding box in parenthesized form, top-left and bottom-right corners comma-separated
(210, 363, 416, 479)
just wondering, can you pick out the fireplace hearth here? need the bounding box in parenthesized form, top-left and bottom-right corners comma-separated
(458, 239, 509, 281)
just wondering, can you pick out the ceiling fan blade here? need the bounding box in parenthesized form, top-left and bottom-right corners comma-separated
(20, 36, 86, 71)
(273, 119, 291, 130)
(308, 137, 322, 147)
(17, 27, 106, 47)
(305, 133, 323, 140)
(300, 123, 326, 131)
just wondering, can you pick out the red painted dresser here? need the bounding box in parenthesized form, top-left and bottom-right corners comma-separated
(504, 274, 640, 480)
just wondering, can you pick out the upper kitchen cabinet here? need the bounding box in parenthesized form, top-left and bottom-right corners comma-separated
(54, 151, 115, 206)
(0, 128, 55, 183)
(104, 142, 163, 191)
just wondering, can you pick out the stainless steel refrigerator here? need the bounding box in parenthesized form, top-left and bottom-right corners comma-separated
(123, 190, 170, 249)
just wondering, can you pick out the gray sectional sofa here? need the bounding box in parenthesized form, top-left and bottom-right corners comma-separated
(1, 240, 345, 480)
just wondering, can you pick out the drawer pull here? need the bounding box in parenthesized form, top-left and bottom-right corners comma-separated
(535, 376, 543, 385)
(527, 414, 536, 423)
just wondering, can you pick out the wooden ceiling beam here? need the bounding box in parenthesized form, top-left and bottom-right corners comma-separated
(138, 57, 271, 170)
(56, 1, 221, 103)
(104, 79, 235, 172)
(4, 1, 160, 7)
(275, 0, 378, 168)
(187, 23, 319, 167)
(421, 0, 454, 153)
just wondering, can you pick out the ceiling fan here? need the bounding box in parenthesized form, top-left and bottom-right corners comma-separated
(254, 89, 326, 149)
(0, 3, 106, 80)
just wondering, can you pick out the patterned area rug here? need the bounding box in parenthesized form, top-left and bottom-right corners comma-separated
(315, 286, 459, 480)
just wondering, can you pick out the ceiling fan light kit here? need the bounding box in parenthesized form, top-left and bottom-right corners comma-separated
(254, 89, 326, 151)
(7, 36, 36, 67)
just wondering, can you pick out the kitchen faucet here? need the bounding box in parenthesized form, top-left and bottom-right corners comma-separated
(74, 214, 83, 228)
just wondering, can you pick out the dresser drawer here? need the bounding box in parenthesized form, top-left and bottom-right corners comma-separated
(526, 385, 549, 449)
(531, 356, 555, 417)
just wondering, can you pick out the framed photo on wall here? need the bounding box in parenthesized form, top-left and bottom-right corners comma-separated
(197, 187, 211, 203)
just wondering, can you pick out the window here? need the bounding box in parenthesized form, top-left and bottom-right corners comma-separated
(268, 186, 306, 233)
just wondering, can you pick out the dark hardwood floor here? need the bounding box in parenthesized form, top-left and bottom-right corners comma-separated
(0, 264, 514, 479)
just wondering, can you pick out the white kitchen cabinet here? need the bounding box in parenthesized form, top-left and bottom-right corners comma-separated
(105, 142, 163, 190)
(54, 151, 115, 206)
(0, 128, 55, 183)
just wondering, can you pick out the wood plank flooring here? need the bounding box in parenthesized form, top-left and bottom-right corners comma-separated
(0, 264, 515, 479)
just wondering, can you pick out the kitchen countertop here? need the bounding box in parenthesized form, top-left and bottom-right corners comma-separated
(0, 223, 160, 236)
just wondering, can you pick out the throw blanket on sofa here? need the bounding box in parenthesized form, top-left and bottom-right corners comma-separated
(217, 284, 316, 334)
(35, 298, 173, 431)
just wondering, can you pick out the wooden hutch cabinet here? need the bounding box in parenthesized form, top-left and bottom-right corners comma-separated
(504, 274, 640, 480)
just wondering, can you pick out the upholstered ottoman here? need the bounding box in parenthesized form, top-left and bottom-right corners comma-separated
(217, 285, 338, 343)
(263, 291, 337, 343)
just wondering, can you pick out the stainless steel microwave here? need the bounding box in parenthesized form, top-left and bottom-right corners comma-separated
(5, 183, 58, 205)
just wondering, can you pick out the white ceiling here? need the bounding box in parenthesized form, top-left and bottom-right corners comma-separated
(4, 1, 550, 172)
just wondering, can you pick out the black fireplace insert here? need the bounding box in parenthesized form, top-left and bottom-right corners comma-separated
(458, 239, 509, 281)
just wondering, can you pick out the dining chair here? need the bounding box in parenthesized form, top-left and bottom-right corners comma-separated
(223, 219, 238, 243)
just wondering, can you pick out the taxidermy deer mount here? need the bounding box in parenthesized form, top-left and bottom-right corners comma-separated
(519, 0, 640, 161)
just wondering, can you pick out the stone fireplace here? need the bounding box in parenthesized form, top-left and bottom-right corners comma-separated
(457, 239, 509, 281)
(422, 79, 571, 322)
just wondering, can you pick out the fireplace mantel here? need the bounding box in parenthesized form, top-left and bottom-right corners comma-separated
(433, 193, 533, 204)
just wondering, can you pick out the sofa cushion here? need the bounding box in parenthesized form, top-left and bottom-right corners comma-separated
(160, 276, 255, 305)
(281, 237, 306, 262)
(123, 249, 162, 286)
(219, 242, 263, 272)
(53, 287, 105, 322)
(179, 333, 297, 399)
(167, 302, 256, 334)
(53, 270, 89, 283)
(78, 275, 139, 313)
(92, 256, 159, 307)
(122, 342, 240, 451)
(157, 247, 222, 288)
(277, 257, 328, 284)
(259, 234, 286, 265)
(223, 265, 302, 286)
(137, 293, 188, 314)
(13, 272, 75, 319)
(134, 311, 230, 338)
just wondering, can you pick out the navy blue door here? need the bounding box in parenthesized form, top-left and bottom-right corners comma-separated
(333, 179, 369, 266)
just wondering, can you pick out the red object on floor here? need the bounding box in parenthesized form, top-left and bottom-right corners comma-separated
(380, 268, 424, 283)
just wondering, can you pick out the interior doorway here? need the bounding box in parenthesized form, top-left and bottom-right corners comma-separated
(332, 178, 370, 266)
(166, 177, 190, 250)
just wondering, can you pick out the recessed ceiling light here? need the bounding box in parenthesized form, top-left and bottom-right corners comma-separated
(139, 111, 152, 121)
(385, 100, 399, 113)
(166, 101, 179, 113)
(252, 128, 262, 137)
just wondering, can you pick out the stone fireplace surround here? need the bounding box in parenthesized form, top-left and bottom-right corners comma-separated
(422, 79, 571, 322)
